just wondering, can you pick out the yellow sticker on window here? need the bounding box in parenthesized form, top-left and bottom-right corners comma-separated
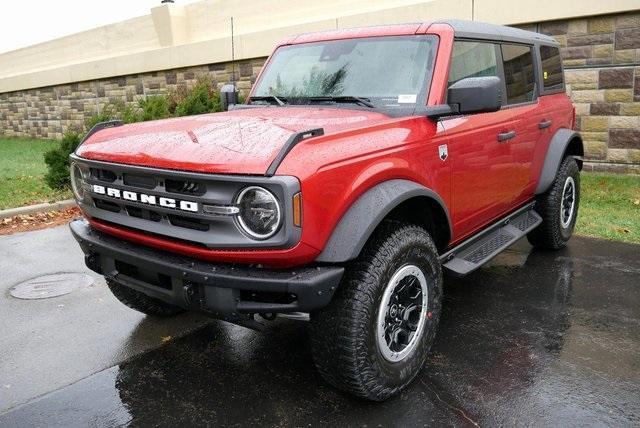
(544, 71, 548, 80)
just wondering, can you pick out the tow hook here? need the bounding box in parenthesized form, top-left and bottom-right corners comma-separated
(183, 282, 196, 305)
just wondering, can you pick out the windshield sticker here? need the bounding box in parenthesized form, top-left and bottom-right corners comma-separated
(397, 94, 417, 104)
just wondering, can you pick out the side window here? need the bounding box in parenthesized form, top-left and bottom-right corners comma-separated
(447, 41, 498, 87)
(501, 44, 536, 104)
(539, 45, 564, 91)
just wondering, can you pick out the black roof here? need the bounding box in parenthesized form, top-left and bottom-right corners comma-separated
(293, 19, 558, 47)
(437, 19, 558, 45)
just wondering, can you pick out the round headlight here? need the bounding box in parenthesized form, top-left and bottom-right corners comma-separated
(70, 162, 85, 201)
(235, 186, 281, 239)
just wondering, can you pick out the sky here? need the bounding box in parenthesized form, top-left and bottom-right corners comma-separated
(0, 0, 199, 54)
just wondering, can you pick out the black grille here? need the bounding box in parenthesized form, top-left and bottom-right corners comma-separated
(95, 198, 121, 213)
(168, 214, 209, 231)
(75, 156, 296, 249)
(125, 205, 162, 222)
(91, 168, 117, 183)
(165, 178, 206, 196)
(123, 173, 156, 189)
(100, 219, 210, 248)
(90, 168, 214, 233)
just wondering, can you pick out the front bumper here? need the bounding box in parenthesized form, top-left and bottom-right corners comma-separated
(70, 219, 343, 315)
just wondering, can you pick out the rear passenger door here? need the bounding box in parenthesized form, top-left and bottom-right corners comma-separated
(531, 45, 569, 190)
(443, 41, 519, 240)
(499, 43, 542, 203)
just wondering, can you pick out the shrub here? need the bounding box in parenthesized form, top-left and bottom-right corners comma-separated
(84, 95, 171, 130)
(167, 85, 188, 116)
(120, 103, 141, 124)
(84, 78, 222, 129)
(85, 109, 115, 131)
(138, 95, 170, 121)
(174, 77, 222, 116)
(44, 131, 81, 190)
(85, 102, 133, 130)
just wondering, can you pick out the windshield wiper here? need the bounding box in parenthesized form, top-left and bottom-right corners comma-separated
(249, 95, 286, 106)
(306, 96, 375, 108)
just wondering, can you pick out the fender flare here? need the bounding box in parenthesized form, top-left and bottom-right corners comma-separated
(316, 179, 452, 263)
(535, 128, 583, 195)
(81, 120, 123, 144)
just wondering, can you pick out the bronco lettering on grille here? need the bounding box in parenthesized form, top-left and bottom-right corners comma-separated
(92, 184, 199, 212)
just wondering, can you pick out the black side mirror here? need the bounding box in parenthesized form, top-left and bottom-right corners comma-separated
(447, 76, 502, 114)
(220, 84, 238, 111)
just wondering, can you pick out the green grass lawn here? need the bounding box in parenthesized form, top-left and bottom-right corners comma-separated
(0, 138, 71, 210)
(576, 173, 640, 244)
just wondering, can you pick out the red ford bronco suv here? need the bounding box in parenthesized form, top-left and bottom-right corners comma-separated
(69, 20, 582, 400)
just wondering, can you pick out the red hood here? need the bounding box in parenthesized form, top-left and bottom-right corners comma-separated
(76, 107, 391, 174)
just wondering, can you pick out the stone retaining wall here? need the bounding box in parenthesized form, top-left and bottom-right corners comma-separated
(0, 58, 264, 140)
(1, 11, 640, 170)
(523, 11, 640, 167)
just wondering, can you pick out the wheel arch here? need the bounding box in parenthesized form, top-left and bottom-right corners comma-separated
(535, 128, 583, 195)
(316, 179, 452, 263)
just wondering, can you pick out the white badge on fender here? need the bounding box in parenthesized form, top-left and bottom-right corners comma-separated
(438, 144, 448, 161)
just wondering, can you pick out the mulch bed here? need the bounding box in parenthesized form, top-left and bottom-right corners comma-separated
(0, 207, 81, 236)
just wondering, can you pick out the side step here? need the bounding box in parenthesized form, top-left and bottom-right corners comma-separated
(439, 203, 542, 276)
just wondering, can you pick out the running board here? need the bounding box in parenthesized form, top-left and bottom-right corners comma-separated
(439, 203, 542, 276)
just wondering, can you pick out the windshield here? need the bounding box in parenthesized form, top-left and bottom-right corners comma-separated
(251, 35, 438, 110)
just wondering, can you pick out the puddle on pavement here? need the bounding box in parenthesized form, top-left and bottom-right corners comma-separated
(486, 247, 531, 268)
(9, 273, 94, 299)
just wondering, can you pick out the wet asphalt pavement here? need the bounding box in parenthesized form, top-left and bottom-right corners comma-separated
(1, 225, 639, 426)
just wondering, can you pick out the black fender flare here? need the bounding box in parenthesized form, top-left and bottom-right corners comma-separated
(81, 120, 123, 144)
(316, 179, 452, 263)
(535, 128, 583, 194)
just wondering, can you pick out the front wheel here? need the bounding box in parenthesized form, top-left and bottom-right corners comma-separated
(528, 156, 580, 250)
(309, 222, 442, 401)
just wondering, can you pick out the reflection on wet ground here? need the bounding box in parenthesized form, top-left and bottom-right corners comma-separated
(1, 237, 639, 426)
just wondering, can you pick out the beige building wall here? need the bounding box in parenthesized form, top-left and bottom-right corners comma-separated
(1, 0, 639, 93)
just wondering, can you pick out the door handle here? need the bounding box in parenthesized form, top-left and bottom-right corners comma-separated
(538, 119, 552, 129)
(498, 130, 516, 142)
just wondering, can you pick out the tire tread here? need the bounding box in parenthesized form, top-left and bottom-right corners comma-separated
(528, 156, 580, 250)
(310, 222, 442, 401)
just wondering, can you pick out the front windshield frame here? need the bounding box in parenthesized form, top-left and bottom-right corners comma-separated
(249, 34, 439, 116)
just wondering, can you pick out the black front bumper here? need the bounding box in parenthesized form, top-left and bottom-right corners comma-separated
(70, 219, 343, 315)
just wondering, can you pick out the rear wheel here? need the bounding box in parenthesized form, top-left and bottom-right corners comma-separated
(528, 156, 580, 250)
(107, 279, 185, 317)
(309, 222, 442, 401)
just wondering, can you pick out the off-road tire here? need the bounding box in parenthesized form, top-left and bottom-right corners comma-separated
(107, 279, 185, 317)
(309, 222, 443, 401)
(528, 156, 580, 250)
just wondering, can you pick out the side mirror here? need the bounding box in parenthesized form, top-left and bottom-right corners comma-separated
(220, 84, 238, 111)
(447, 76, 502, 115)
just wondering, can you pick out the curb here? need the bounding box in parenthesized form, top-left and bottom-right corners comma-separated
(0, 199, 77, 220)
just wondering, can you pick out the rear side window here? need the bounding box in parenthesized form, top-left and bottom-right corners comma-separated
(501, 44, 536, 104)
(539, 45, 564, 91)
(447, 41, 498, 87)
